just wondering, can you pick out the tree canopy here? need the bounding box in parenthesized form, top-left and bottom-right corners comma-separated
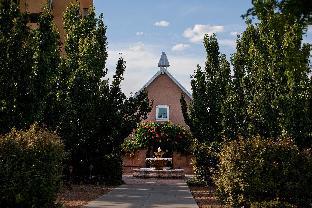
(0, 2, 151, 182)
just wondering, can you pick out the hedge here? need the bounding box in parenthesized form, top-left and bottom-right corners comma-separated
(0, 124, 64, 208)
(214, 136, 312, 208)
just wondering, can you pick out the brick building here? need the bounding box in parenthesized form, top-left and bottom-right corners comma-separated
(18, 0, 93, 45)
(123, 52, 194, 174)
(139, 52, 192, 127)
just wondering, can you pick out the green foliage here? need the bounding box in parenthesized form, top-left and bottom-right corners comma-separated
(214, 137, 312, 207)
(31, 7, 61, 126)
(244, 0, 312, 26)
(181, 34, 231, 183)
(0, 2, 61, 134)
(59, 4, 151, 182)
(186, 177, 208, 187)
(0, 1, 150, 184)
(122, 122, 192, 155)
(191, 141, 220, 185)
(0, 124, 64, 208)
(0, 1, 34, 133)
(121, 134, 142, 154)
(98, 153, 123, 185)
(60, 3, 107, 156)
(228, 0, 312, 146)
(181, 34, 230, 144)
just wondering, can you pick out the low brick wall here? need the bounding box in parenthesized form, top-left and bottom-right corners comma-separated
(123, 149, 194, 174)
(122, 149, 147, 174)
(172, 152, 194, 174)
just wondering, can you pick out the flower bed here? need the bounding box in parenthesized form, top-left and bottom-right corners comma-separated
(122, 122, 193, 155)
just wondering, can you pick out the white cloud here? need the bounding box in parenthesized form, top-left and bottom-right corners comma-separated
(107, 43, 158, 95)
(219, 39, 236, 48)
(230, 31, 239, 36)
(129, 42, 145, 52)
(154, 20, 170, 27)
(171, 43, 190, 52)
(170, 55, 204, 92)
(183, 24, 224, 43)
(136, 32, 144, 36)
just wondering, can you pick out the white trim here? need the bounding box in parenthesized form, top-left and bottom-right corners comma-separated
(135, 68, 192, 99)
(156, 105, 169, 121)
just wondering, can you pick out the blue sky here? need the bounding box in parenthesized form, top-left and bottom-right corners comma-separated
(94, 0, 311, 96)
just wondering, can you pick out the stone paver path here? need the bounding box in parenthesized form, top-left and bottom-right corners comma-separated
(84, 175, 198, 208)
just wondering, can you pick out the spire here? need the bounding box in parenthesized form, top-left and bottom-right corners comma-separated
(158, 52, 170, 70)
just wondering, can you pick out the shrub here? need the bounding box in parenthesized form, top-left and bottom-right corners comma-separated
(95, 153, 123, 185)
(214, 136, 312, 208)
(186, 177, 208, 187)
(122, 122, 193, 155)
(192, 141, 220, 185)
(121, 134, 143, 155)
(250, 199, 296, 208)
(68, 151, 124, 186)
(0, 124, 64, 208)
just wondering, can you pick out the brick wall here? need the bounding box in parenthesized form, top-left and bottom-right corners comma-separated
(19, 0, 93, 48)
(122, 149, 147, 174)
(144, 73, 191, 127)
(122, 149, 194, 174)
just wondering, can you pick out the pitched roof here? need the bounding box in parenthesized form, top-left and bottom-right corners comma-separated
(136, 68, 192, 99)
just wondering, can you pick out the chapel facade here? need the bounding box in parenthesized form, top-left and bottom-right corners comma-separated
(139, 52, 192, 127)
(123, 52, 194, 174)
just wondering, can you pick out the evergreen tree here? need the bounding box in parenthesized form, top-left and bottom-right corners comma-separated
(222, 26, 258, 140)
(244, 0, 312, 26)
(60, 3, 108, 166)
(31, 7, 61, 127)
(182, 34, 230, 144)
(0, 1, 34, 133)
(0, 2, 61, 134)
(60, 4, 151, 181)
(234, 0, 311, 145)
(181, 34, 231, 182)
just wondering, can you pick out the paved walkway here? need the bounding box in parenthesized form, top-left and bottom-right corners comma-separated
(84, 175, 198, 208)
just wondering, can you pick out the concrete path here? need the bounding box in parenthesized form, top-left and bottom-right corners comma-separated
(84, 175, 198, 208)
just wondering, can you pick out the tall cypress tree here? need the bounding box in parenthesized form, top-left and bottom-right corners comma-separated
(60, 4, 151, 181)
(234, 0, 311, 146)
(31, 7, 61, 127)
(60, 3, 108, 164)
(0, 1, 34, 133)
(182, 34, 230, 144)
(181, 34, 231, 182)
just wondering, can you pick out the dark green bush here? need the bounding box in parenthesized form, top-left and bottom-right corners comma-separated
(214, 136, 312, 208)
(0, 124, 64, 208)
(192, 141, 220, 185)
(69, 151, 123, 186)
(96, 153, 123, 185)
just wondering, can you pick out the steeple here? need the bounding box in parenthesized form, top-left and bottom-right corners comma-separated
(158, 52, 170, 72)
